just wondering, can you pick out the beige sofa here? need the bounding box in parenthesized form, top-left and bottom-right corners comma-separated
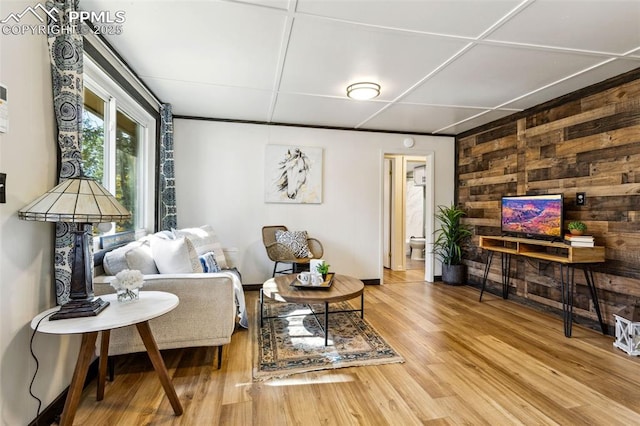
(93, 226, 246, 368)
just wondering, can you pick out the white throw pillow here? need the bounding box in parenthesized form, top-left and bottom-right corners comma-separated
(104, 241, 143, 276)
(151, 236, 204, 274)
(125, 241, 158, 275)
(173, 225, 228, 269)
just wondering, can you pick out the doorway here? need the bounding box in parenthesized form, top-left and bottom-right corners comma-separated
(382, 153, 434, 282)
(406, 160, 426, 271)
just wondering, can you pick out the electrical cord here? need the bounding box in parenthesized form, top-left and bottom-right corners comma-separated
(29, 311, 54, 424)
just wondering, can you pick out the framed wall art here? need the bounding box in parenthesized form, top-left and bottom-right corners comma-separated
(265, 145, 323, 204)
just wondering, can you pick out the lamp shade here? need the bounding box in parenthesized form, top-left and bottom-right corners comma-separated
(19, 176, 131, 223)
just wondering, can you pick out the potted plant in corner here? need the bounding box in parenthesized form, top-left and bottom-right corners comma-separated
(432, 203, 472, 285)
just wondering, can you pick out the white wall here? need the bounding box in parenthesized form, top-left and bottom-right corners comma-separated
(0, 2, 80, 423)
(174, 120, 455, 285)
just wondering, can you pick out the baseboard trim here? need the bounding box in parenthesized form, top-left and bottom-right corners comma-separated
(243, 283, 263, 291)
(28, 358, 100, 426)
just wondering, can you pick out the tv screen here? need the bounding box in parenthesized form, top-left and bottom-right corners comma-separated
(501, 194, 564, 239)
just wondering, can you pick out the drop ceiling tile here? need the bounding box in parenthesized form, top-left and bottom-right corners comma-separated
(279, 16, 469, 100)
(362, 103, 488, 134)
(148, 78, 273, 121)
(404, 44, 606, 107)
(83, 0, 287, 89)
(271, 94, 388, 128)
(296, 0, 522, 38)
(436, 109, 518, 135)
(503, 59, 640, 109)
(489, 0, 640, 54)
(229, 0, 289, 11)
(81, 0, 640, 135)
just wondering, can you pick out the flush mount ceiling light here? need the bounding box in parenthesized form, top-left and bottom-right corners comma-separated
(346, 82, 380, 100)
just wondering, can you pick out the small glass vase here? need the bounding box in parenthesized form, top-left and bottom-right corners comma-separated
(117, 287, 140, 303)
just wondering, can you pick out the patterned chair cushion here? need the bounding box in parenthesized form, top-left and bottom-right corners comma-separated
(275, 230, 312, 258)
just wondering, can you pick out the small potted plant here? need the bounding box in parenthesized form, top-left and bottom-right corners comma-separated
(568, 221, 587, 236)
(111, 269, 144, 302)
(316, 261, 330, 280)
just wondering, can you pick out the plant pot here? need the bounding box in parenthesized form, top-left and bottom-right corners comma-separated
(569, 229, 583, 236)
(442, 264, 466, 286)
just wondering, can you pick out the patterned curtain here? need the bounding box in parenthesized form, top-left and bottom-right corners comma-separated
(158, 104, 177, 230)
(47, 0, 85, 304)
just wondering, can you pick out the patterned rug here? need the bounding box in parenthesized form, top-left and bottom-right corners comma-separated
(253, 300, 404, 381)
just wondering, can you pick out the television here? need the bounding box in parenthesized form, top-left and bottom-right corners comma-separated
(501, 194, 564, 240)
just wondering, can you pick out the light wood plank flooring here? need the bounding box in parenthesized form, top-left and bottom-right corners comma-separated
(67, 274, 640, 425)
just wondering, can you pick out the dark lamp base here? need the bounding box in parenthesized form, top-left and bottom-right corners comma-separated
(49, 298, 110, 320)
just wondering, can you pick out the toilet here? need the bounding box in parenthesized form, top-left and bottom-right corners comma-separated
(409, 237, 425, 260)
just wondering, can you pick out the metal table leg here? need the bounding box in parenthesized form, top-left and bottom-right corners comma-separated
(560, 264, 575, 337)
(501, 253, 511, 299)
(324, 301, 329, 346)
(583, 266, 607, 335)
(259, 288, 264, 328)
(479, 251, 494, 302)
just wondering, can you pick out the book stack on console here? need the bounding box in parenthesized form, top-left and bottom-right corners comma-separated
(564, 234, 595, 247)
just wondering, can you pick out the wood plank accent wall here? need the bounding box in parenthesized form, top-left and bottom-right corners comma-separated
(457, 67, 640, 330)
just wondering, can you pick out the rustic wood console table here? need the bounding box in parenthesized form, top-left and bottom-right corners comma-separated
(478, 235, 606, 337)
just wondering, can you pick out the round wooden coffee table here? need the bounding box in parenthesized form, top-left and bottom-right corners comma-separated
(260, 273, 365, 346)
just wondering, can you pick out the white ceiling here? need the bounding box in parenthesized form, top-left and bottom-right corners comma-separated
(81, 0, 640, 135)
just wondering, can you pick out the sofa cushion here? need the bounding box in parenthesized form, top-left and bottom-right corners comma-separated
(173, 225, 228, 269)
(103, 241, 148, 276)
(125, 241, 158, 275)
(151, 236, 204, 274)
(199, 251, 221, 273)
(275, 230, 313, 258)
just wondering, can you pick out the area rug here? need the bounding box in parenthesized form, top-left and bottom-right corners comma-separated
(253, 300, 404, 381)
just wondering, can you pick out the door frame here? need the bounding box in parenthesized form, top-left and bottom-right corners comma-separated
(380, 150, 435, 283)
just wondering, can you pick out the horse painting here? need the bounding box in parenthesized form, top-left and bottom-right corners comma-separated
(265, 145, 322, 204)
(276, 148, 310, 199)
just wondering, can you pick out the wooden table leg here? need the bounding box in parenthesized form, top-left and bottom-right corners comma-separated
(97, 330, 110, 401)
(59, 332, 98, 426)
(136, 321, 183, 415)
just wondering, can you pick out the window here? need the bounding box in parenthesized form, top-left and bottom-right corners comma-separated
(83, 56, 156, 236)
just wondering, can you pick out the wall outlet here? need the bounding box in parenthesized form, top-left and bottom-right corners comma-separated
(576, 192, 586, 206)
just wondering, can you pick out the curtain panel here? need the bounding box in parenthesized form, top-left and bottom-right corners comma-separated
(47, 0, 85, 304)
(159, 104, 177, 231)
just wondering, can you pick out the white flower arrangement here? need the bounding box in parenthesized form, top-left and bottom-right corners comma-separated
(111, 269, 144, 302)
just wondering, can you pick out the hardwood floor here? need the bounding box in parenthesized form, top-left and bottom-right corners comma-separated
(67, 274, 640, 425)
